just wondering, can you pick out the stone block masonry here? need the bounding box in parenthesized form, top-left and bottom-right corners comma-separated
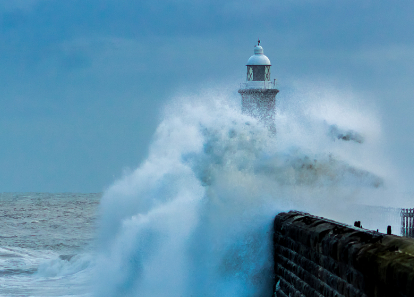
(273, 211, 414, 297)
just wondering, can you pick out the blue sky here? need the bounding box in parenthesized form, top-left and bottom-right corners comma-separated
(1, 0, 414, 192)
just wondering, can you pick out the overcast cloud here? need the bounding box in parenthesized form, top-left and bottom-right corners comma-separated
(0, 0, 413, 192)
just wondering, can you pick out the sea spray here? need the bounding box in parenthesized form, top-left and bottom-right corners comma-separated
(94, 87, 385, 296)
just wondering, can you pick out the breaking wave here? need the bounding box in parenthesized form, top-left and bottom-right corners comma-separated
(93, 86, 386, 296)
(36, 254, 93, 278)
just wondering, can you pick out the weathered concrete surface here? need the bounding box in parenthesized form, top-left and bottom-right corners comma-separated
(274, 211, 414, 297)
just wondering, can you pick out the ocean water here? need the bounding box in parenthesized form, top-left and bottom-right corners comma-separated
(1, 85, 401, 296)
(0, 192, 100, 297)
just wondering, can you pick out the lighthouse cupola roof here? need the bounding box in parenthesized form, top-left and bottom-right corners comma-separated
(246, 41, 271, 66)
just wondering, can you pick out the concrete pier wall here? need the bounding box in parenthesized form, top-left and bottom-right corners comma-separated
(273, 211, 414, 297)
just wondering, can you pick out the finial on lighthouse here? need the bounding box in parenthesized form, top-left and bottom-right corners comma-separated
(258, 38, 260, 46)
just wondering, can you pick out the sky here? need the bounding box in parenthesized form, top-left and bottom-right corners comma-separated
(0, 0, 413, 192)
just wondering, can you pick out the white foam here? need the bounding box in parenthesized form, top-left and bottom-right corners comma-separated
(94, 86, 394, 296)
(0, 248, 93, 297)
(36, 254, 93, 278)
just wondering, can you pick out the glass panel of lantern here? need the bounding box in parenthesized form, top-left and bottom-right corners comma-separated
(265, 66, 271, 81)
(253, 66, 265, 81)
(247, 66, 253, 81)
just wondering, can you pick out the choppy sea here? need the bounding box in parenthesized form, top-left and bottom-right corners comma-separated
(0, 192, 100, 297)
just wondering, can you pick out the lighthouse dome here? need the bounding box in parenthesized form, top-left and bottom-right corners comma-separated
(246, 45, 271, 66)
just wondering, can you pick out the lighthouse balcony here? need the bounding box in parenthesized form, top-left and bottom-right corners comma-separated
(239, 80, 277, 90)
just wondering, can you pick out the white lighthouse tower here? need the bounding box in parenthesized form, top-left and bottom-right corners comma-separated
(238, 40, 279, 133)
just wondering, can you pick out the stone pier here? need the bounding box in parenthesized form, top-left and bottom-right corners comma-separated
(273, 211, 414, 297)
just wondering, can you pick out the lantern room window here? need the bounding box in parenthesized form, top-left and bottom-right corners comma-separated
(252, 66, 265, 81)
(265, 66, 270, 81)
(247, 65, 271, 81)
(247, 66, 253, 81)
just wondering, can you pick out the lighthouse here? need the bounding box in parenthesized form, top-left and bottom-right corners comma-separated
(238, 41, 279, 133)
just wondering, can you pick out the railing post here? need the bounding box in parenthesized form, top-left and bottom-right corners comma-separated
(403, 209, 408, 236)
(401, 208, 407, 236)
(406, 209, 408, 237)
(408, 209, 410, 237)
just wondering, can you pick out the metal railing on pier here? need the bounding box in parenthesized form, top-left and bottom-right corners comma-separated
(401, 208, 414, 237)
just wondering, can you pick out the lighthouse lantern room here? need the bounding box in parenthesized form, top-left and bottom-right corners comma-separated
(246, 45, 271, 82)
